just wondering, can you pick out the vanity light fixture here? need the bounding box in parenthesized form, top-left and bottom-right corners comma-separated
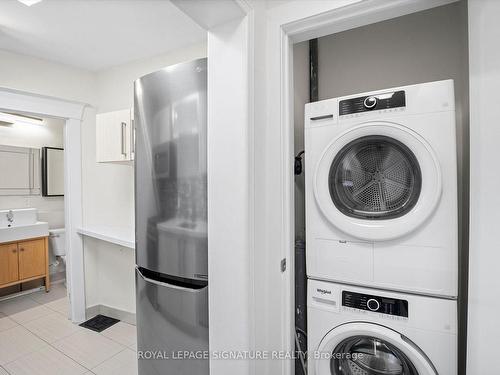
(0, 112, 44, 126)
(17, 0, 43, 6)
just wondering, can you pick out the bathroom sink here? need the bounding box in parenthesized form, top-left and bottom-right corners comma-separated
(0, 208, 49, 243)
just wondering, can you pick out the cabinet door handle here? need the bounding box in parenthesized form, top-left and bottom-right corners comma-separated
(121, 122, 127, 157)
(12, 249, 17, 253)
(19, 248, 24, 252)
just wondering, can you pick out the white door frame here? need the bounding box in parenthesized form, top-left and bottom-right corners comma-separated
(261, 0, 458, 374)
(0, 87, 88, 323)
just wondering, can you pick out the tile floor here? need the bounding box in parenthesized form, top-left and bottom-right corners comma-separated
(0, 283, 138, 375)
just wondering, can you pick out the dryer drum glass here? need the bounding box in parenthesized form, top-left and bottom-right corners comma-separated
(329, 135, 422, 220)
(330, 336, 418, 375)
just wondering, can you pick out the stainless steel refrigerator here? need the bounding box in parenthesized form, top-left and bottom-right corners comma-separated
(134, 58, 208, 375)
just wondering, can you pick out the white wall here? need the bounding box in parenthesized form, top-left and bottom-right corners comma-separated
(82, 43, 207, 315)
(207, 18, 252, 375)
(0, 49, 96, 105)
(0, 117, 64, 150)
(467, 0, 500, 373)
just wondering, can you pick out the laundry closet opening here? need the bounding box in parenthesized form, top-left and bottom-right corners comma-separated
(292, 2, 469, 375)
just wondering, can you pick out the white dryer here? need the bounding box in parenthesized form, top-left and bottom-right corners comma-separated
(304, 80, 458, 297)
(307, 279, 457, 375)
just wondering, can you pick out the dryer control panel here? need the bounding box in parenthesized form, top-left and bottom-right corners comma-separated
(342, 291, 408, 317)
(339, 90, 406, 116)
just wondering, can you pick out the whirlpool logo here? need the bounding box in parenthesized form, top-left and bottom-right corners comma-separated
(316, 288, 332, 295)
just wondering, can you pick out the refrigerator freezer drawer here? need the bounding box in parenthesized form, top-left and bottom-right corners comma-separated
(136, 267, 209, 375)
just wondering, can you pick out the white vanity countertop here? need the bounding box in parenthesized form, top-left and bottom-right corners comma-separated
(0, 221, 49, 243)
(77, 225, 135, 249)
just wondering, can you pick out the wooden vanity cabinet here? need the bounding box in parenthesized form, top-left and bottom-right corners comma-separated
(0, 242, 19, 285)
(0, 237, 50, 292)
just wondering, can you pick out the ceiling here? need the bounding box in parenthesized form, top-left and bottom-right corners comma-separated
(0, 0, 206, 71)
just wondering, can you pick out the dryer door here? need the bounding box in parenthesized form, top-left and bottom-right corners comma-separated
(314, 122, 441, 241)
(315, 322, 437, 375)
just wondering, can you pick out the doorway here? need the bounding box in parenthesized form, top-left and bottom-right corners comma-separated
(0, 87, 88, 323)
(280, 1, 469, 374)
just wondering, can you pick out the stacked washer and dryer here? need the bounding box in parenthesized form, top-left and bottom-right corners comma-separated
(304, 80, 458, 375)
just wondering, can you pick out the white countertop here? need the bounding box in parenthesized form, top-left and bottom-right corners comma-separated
(77, 225, 135, 249)
(0, 221, 49, 243)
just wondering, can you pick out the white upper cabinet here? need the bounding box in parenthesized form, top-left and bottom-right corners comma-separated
(96, 108, 134, 163)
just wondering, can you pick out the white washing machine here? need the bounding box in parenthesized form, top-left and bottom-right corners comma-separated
(304, 80, 458, 297)
(308, 279, 457, 375)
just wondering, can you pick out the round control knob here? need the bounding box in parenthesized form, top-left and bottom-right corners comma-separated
(367, 298, 380, 311)
(364, 96, 377, 109)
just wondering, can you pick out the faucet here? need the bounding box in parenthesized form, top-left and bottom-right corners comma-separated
(6, 210, 14, 226)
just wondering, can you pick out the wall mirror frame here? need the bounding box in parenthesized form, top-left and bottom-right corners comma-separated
(41, 146, 64, 197)
(0, 144, 40, 196)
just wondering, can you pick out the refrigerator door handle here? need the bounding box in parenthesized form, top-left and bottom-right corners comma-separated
(136, 267, 206, 293)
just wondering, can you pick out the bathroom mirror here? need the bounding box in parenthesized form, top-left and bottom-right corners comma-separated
(41, 147, 64, 197)
(0, 144, 40, 196)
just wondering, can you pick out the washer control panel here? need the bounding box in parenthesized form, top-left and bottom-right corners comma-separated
(339, 90, 406, 116)
(342, 291, 408, 317)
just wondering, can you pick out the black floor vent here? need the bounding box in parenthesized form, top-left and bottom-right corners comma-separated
(79, 314, 120, 333)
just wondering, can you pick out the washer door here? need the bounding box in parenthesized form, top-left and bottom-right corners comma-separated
(314, 122, 441, 241)
(316, 322, 437, 375)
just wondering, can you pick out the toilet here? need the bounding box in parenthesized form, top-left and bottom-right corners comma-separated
(49, 228, 66, 264)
